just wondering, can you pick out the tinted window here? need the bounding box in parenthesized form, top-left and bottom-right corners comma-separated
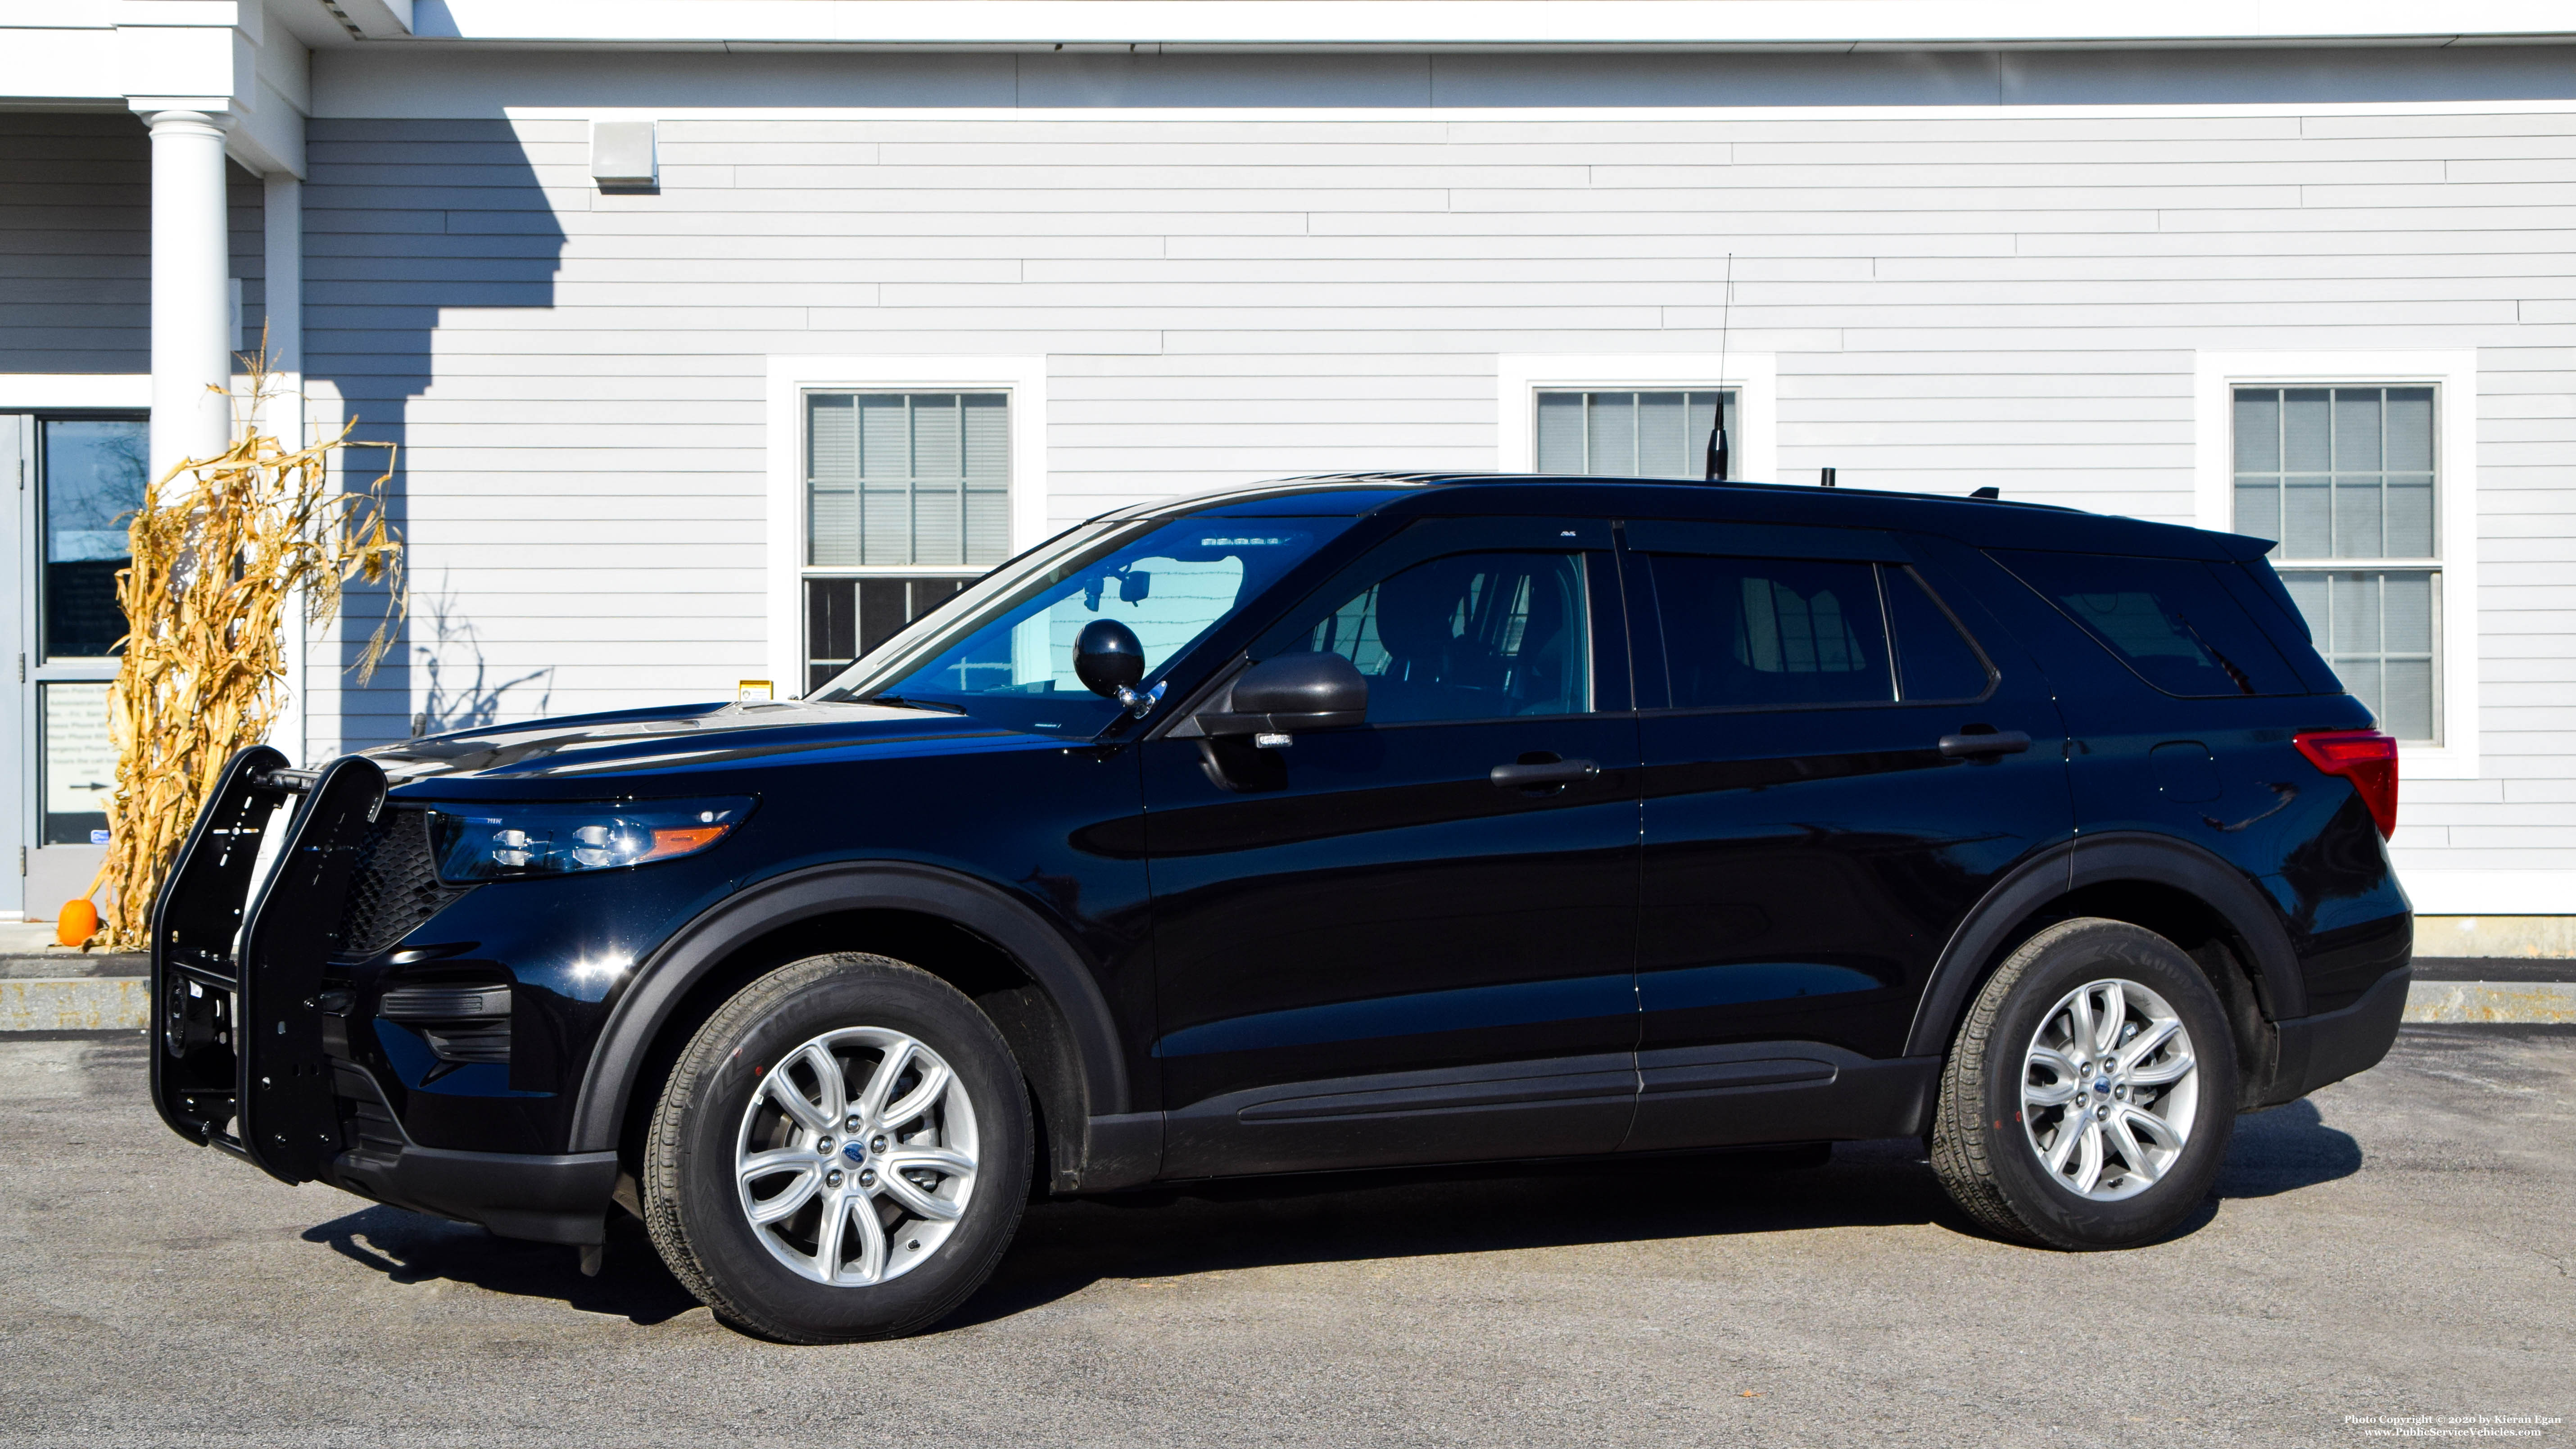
(819, 515, 1357, 733)
(1886, 568, 1994, 702)
(1303, 551, 1592, 723)
(1993, 549, 2305, 697)
(1648, 554, 1893, 709)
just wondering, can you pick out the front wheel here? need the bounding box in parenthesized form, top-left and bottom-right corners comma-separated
(1929, 919, 2238, 1250)
(641, 952, 1032, 1341)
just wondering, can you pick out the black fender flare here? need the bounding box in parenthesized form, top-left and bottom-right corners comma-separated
(1901, 830, 2308, 1059)
(566, 860, 1132, 1157)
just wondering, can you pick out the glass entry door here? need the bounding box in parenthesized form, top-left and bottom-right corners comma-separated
(10, 412, 147, 922)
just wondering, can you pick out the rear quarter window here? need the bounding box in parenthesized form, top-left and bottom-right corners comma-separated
(1990, 548, 2309, 698)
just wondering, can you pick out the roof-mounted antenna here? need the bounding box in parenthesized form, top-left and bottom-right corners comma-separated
(1705, 251, 1733, 483)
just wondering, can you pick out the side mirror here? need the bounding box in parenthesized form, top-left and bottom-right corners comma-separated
(1073, 620, 1155, 717)
(1198, 652, 1368, 744)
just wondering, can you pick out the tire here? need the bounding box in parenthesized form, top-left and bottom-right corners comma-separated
(642, 952, 1032, 1342)
(1928, 918, 2238, 1250)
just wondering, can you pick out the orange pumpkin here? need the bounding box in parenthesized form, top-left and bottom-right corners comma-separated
(56, 899, 100, 949)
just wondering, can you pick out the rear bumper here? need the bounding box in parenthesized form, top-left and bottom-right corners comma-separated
(328, 1145, 620, 1245)
(2256, 964, 2411, 1109)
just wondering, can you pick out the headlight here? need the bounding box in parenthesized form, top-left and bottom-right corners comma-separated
(427, 797, 754, 883)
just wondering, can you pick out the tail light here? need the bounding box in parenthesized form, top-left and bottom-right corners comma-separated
(2293, 729, 2399, 839)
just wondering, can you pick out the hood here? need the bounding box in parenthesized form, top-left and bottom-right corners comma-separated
(370, 698, 1022, 795)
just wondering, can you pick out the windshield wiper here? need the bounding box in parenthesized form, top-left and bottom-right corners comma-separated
(858, 693, 969, 715)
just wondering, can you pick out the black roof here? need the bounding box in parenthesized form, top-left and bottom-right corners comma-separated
(1107, 472, 2268, 562)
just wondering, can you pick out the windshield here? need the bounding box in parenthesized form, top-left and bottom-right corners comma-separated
(813, 513, 1359, 734)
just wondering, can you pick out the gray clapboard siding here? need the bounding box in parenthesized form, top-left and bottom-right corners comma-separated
(0, 112, 265, 374)
(0, 114, 149, 373)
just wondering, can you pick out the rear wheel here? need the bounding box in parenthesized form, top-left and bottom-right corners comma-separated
(1929, 918, 2237, 1250)
(642, 952, 1032, 1341)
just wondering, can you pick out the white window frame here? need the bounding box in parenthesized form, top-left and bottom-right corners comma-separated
(1497, 353, 1777, 485)
(765, 356, 1047, 696)
(2193, 350, 2477, 781)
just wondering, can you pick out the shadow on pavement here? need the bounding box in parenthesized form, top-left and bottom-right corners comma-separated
(303, 1205, 699, 1325)
(2216, 1099, 2364, 1200)
(950, 1139, 1950, 1331)
(294, 1108, 2368, 1335)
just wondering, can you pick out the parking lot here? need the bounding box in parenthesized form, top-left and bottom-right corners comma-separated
(1, 1025, 2568, 1448)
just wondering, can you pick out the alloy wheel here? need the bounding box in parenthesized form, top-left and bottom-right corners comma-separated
(2019, 978, 2199, 1202)
(733, 1026, 981, 1286)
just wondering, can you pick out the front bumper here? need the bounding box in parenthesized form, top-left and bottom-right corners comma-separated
(151, 748, 620, 1244)
(331, 1141, 620, 1245)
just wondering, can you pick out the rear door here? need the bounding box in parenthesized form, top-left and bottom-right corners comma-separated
(1144, 516, 1643, 1177)
(1619, 521, 2073, 1151)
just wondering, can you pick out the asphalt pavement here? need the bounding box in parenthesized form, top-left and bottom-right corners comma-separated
(1, 1025, 2569, 1448)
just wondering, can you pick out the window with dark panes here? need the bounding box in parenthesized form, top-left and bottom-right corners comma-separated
(802, 392, 1005, 693)
(1648, 555, 1894, 710)
(1536, 389, 1736, 479)
(1304, 552, 1593, 724)
(1885, 567, 1996, 702)
(41, 418, 147, 661)
(1994, 550, 2306, 699)
(2232, 385, 2438, 741)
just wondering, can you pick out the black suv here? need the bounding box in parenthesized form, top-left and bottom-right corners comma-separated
(151, 473, 2412, 1341)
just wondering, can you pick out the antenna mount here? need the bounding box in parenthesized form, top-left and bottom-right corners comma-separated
(1705, 252, 1734, 483)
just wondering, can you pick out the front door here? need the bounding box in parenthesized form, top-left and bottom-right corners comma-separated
(1619, 520, 2074, 1151)
(1145, 516, 1643, 1177)
(9, 412, 146, 924)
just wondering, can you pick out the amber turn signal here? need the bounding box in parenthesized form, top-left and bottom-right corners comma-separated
(638, 824, 734, 862)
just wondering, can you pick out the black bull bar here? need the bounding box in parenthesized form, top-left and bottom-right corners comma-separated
(149, 746, 387, 1184)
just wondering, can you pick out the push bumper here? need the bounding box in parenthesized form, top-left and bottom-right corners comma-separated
(153, 747, 620, 1246)
(2255, 964, 2412, 1109)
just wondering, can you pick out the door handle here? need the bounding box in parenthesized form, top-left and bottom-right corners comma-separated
(1938, 729, 2032, 759)
(1490, 758, 1601, 788)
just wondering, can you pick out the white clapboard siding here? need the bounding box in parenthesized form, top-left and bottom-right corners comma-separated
(267, 69, 2576, 903)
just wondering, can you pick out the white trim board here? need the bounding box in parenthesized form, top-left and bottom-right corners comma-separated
(2394, 870, 2576, 918)
(1496, 353, 1776, 485)
(2192, 349, 2478, 783)
(408, 0, 2576, 47)
(492, 99, 2576, 123)
(0, 376, 151, 410)
(764, 355, 1049, 697)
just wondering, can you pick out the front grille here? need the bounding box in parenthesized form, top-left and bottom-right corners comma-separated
(333, 807, 473, 957)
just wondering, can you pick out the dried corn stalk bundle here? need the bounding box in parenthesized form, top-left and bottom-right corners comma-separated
(87, 370, 405, 949)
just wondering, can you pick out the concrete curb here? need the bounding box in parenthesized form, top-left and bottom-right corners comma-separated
(4, 975, 2571, 1034)
(2400, 980, 2576, 1025)
(1, 978, 150, 1032)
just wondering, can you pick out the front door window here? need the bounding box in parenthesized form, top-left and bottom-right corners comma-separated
(41, 418, 146, 662)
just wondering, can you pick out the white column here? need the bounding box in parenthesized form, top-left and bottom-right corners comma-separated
(146, 109, 237, 483)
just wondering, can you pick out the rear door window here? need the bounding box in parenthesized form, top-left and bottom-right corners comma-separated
(1885, 566, 1998, 702)
(1991, 549, 2307, 697)
(1648, 555, 1893, 709)
(1641, 553, 2001, 711)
